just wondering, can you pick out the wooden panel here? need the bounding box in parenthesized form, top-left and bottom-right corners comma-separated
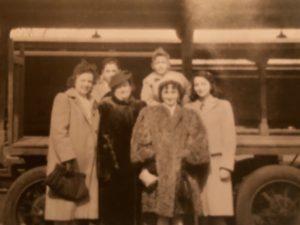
(8, 135, 300, 157)
(0, 26, 10, 155)
(12, 136, 48, 148)
(7, 39, 14, 144)
(7, 40, 25, 144)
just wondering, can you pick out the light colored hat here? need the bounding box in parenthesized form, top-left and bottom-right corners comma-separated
(157, 72, 185, 91)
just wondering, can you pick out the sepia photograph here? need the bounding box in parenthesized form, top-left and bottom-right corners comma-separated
(0, 1, 300, 225)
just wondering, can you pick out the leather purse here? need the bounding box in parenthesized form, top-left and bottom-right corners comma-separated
(45, 163, 89, 202)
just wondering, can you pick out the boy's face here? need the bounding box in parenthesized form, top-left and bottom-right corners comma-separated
(152, 55, 170, 76)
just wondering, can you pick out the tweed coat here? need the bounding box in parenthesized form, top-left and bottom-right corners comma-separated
(185, 96, 236, 216)
(131, 104, 209, 217)
(45, 88, 100, 221)
(97, 95, 146, 225)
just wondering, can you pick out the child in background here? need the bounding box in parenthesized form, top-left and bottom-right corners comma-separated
(92, 57, 121, 103)
(141, 48, 190, 106)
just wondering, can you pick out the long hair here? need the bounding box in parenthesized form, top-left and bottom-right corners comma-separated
(190, 70, 222, 101)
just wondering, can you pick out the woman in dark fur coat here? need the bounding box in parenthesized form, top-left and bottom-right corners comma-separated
(97, 70, 146, 225)
(131, 74, 210, 225)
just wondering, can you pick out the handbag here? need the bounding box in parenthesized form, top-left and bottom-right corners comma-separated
(45, 163, 89, 202)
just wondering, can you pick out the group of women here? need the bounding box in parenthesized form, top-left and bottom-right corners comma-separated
(44, 51, 236, 225)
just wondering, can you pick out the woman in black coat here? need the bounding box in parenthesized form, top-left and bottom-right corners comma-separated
(97, 70, 146, 225)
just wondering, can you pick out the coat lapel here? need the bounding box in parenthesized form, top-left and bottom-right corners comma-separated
(159, 104, 183, 131)
(171, 106, 183, 129)
(66, 88, 99, 133)
(201, 96, 218, 114)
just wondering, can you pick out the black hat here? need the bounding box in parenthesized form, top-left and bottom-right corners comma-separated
(109, 70, 132, 89)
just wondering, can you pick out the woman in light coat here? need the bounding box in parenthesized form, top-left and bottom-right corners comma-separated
(45, 60, 100, 225)
(185, 71, 236, 225)
(131, 75, 209, 225)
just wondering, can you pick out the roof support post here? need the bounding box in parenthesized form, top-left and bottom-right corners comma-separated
(0, 25, 11, 157)
(256, 59, 269, 135)
(178, 0, 194, 79)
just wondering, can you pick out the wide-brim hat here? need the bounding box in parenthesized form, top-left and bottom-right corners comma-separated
(109, 70, 132, 89)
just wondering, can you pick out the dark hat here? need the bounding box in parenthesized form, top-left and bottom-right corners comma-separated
(109, 70, 132, 89)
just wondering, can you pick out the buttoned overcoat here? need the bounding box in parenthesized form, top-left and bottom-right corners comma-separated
(45, 88, 100, 221)
(186, 97, 236, 216)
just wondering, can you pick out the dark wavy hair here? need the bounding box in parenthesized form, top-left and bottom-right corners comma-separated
(158, 81, 185, 104)
(190, 70, 221, 101)
(101, 57, 121, 71)
(66, 59, 98, 88)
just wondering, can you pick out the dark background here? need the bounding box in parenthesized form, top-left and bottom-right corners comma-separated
(23, 56, 300, 135)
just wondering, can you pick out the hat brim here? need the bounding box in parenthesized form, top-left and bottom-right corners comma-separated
(110, 73, 132, 89)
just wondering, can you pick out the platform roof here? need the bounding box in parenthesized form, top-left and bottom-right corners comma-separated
(1, 0, 300, 29)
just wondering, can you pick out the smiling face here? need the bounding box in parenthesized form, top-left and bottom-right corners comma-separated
(102, 63, 119, 83)
(113, 81, 132, 101)
(74, 72, 94, 97)
(161, 84, 179, 107)
(193, 76, 212, 99)
(152, 55, 170, 76)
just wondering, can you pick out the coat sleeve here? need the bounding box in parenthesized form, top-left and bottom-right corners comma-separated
(50, 93, 76, 162)
(130, 108, 155, 164)
(98, 102, 112, 136)
(220, 101, 237, 171)
(140, 79, 160, 106)
(182, 110, 209, 166)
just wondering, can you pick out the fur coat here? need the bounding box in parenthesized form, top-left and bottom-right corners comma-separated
(131, 104, 209, 217)
(97, 95, 146, 225)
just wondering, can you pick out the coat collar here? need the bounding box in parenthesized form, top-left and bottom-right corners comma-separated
(202, 95, 218, 111)
(191, 95, 218, 114)
(111, 95, 135, 106)
(159, 104, 183, 130)
(65, 88, 99, 131)
(65, 88, 97, 106)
